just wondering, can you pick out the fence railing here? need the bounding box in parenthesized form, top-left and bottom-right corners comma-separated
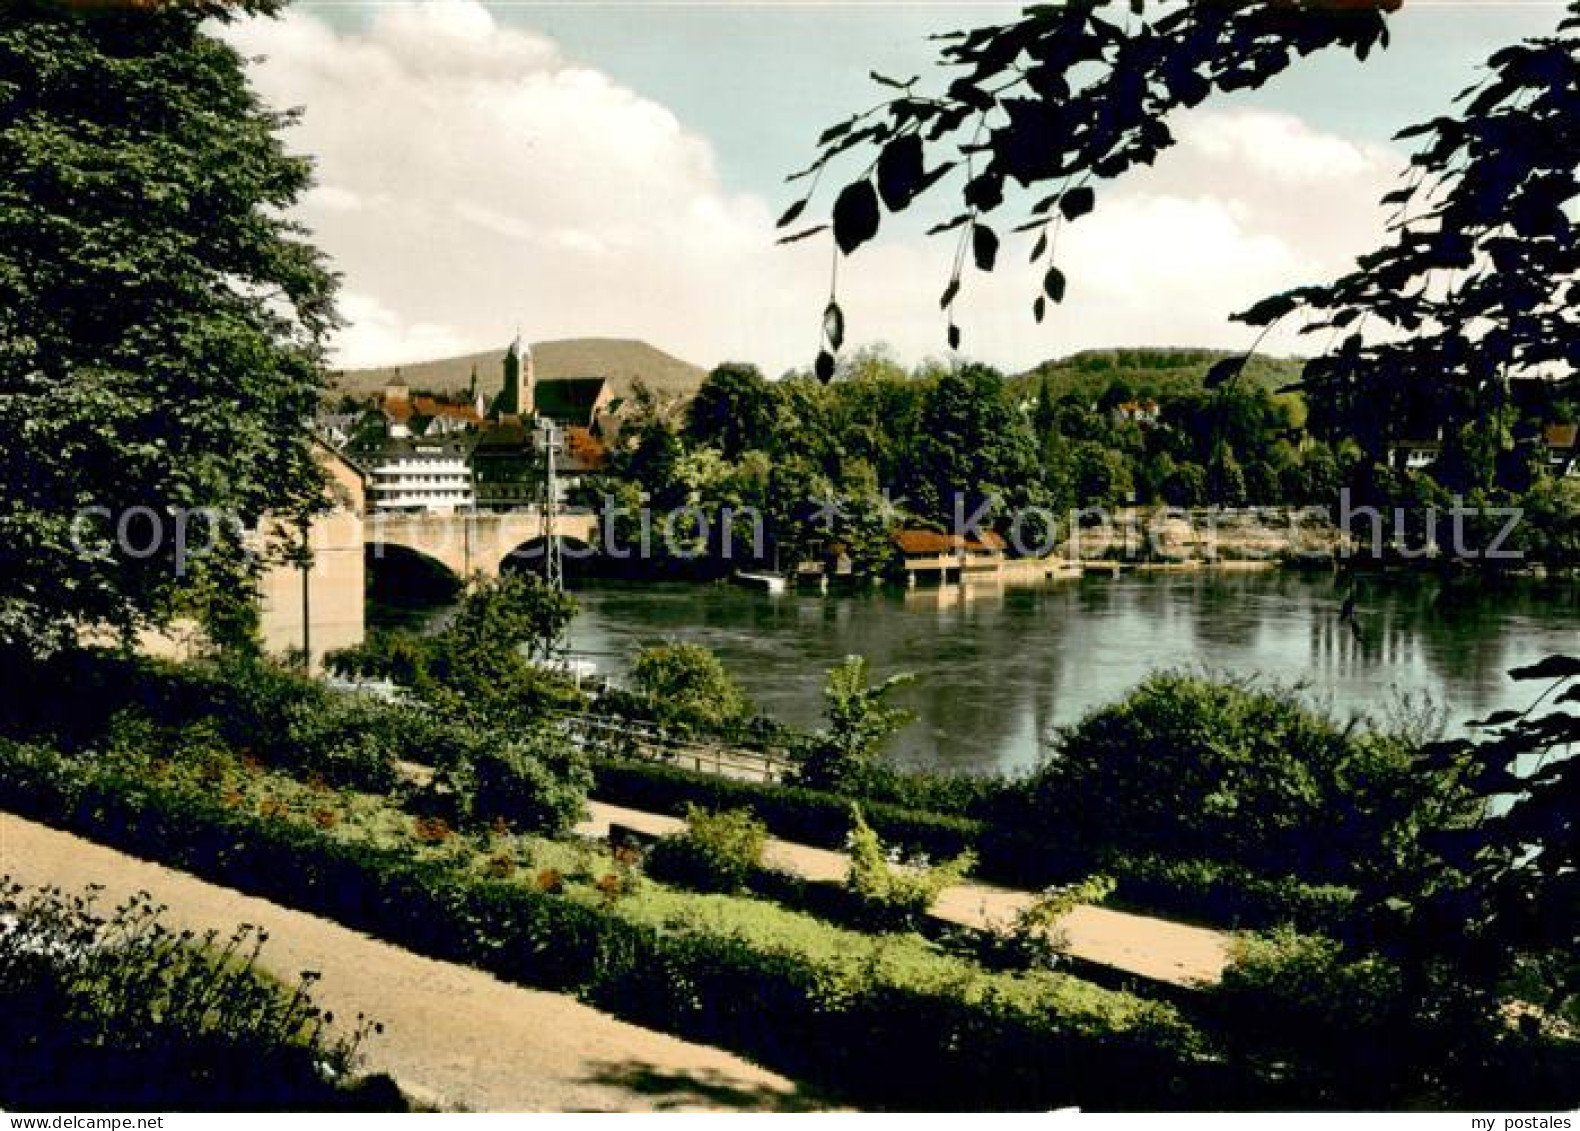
(555, 712, 797, 784)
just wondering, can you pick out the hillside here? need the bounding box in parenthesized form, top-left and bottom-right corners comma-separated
(330, 338, 709, 406)
(1014, 348, 1305, 404)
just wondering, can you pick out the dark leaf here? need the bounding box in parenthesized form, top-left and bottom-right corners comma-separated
(776, 199, 808, 228)
(832, 180, 882, 255)
(1033, 295, 1046, 323)
(1468, 709, 1522, 728)
(972, 224, 999, 272)
(1059, 186, 1095, 221)
(1509, 655, 1580, 682)
(1204, 357, 1245, 389)
(870, 70, 915, 90)
(776, 224, 829, 246)
(948, 323, 961, 350)
(1235, 292, 1299, 326)
(877, 133, 926, 211)
(1042, 266, 1066, 304)
(822, 301, 845, 352)
(815, 350, 836, 385)
(940, 276, 960, 310)
(927, 213, 972, 236)
(964, 173, 1004, 211)
(818, 118, 855, 146)
(1030, 230, 1048, 262)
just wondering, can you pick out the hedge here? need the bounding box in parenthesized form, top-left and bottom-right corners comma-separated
(1104, 854, 1356, 934)
(0, 740, 1257, 1111)
(591, 755, 996, 863)
(591, 756, 1356, 932)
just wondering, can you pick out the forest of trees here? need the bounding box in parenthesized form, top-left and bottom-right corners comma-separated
(573, 344, 1575, 574)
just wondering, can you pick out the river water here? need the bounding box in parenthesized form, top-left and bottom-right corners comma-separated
(373, 570, 1580, 777)
(553, 571, 1580, 777)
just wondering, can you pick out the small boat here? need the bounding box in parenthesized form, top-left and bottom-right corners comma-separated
(732, 570, 789, 595)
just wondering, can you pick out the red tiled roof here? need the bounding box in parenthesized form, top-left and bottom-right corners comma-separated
(892, 529, 1005, 555)
(383, 393, 481, 425)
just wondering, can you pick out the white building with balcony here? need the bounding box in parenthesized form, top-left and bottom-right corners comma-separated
(365, 437, 476, 514)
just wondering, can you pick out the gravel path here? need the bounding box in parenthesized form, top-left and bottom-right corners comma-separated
(581, 800, 1230, 987)
(0, 811, 823, 1113)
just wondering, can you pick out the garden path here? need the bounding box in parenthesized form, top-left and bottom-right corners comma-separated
(580, 800, 1232, 987)
(0, 811, 826, 1113)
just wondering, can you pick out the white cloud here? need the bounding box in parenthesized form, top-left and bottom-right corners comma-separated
(1176, 108, 1393, 184)
(230, 2, 1408, 374)
(333, 290, 471, 370)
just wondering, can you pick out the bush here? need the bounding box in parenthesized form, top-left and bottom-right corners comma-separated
(648, 806, 768, 893)
(977, 875, 1117, 972)
(470, 730, 591, 836)
(846, 806, 976, 931)
(272, 695, 402, 792)
(1020, 672, 1462, 883)
(0, 880, 403, 1111)
(1214, 927, 1421, 1105)
(629, 643, 749, 732)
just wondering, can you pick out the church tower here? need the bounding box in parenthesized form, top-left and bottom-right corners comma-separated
(499, 334, 535, 418)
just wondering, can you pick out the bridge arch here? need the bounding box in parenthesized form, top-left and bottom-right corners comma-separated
(364, 541, 464, 608)
(499, 534, 600, 579)
(364, 511, 601, 580)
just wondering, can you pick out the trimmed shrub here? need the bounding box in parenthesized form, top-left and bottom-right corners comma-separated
(1104, 854, 1356, 933)
(647, 805, 768, 893)
(591, 755, 1357, 932)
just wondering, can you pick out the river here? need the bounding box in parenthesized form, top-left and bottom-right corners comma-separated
(374, 570, 1580, 778)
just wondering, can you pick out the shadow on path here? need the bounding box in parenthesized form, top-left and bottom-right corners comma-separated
(578, 1060, 834, 1112)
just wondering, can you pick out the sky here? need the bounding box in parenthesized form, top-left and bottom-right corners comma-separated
(227, 1, 1566, 376)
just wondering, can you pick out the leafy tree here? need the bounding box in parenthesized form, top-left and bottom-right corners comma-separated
(1069, 440, 1133, 507)
(337, 574, 581, 727)
(903, 363, 1041, 526)
(1239, 6, 1579, 490)
(1208, 441, 1248, 507)
(784, 0, 1398, 360)
(1397, 654, 1580, 1023)
(688, 362, 779, 460)
(0, 0, 337, 653)
(797, 656, 915, 792)
(630, 642, 749, 732)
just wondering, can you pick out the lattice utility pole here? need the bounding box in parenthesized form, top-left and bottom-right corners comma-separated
(535, 417, 564, 594)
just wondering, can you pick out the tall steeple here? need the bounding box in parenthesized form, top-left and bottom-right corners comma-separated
(499, 332, 535, 417)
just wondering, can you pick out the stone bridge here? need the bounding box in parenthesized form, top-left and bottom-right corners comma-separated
(366, 510, 601, 580)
